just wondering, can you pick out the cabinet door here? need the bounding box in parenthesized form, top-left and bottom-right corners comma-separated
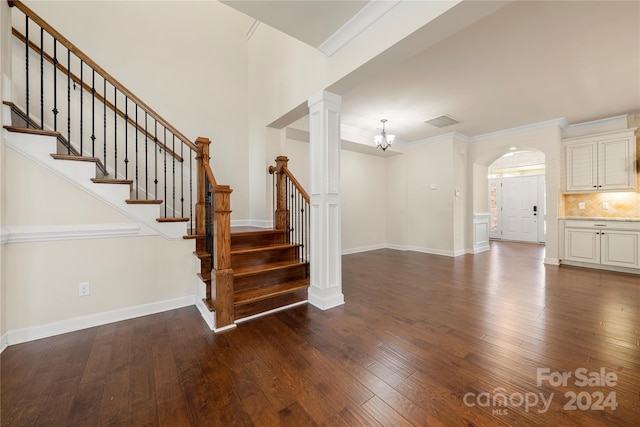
(565, 229, 600, 263)
(565, 142, 597, 192)
(598, 137, 635, 190)
(601, 230, 640, 268)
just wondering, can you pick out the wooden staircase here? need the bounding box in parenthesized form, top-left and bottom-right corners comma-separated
(6, 0, 311, 332)
(231, 229, 309, 320)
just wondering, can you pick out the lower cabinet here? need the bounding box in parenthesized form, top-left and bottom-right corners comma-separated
(564, 220, 640, 270)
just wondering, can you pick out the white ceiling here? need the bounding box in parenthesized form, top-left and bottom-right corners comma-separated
(224, 0, 640, 144)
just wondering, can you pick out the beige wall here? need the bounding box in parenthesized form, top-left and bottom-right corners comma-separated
(273, 132, 388, 253)
(20, 0, 252, 220)
(4, 236, 196, 331)
(406, 138, 457, 254)
(2, 143, 197, 335)
(341, 150, 387, 252)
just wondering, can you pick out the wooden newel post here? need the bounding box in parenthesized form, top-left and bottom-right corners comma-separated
(271, 155, 290, 233)
(195, 137, 211, 241)
(213, 185, 234, 328)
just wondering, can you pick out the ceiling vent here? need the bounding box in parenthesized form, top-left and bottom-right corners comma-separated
(424, 114, 461, 128)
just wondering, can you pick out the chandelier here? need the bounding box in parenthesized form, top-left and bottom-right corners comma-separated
(374, 119, 395, 151)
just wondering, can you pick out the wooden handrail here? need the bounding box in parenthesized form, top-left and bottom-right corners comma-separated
(11, 28, 183, 162)
(281, 166, 310, 203)
(204, 163, 217, 188)
(9, 0, 198, 153)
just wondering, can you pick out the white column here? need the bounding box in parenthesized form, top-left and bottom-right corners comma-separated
(307, 91, 344, 310)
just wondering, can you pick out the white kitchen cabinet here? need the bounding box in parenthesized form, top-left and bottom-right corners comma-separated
(601, 230, 640, 268)
(563, 129, 637, 193)
(565, 228, 600, 263)
(563, 220, 640, 271)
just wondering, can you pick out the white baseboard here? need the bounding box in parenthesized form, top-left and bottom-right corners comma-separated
(341, 243, 386, 255)
(560, 260, 639, 274)
(5, 295, 196, 347)
(385, 244, 409, 251)
(235, 300, 308, 324)
(308, 289, 345, 310)
(0, 332, 8, 354)
(544, 257, 561, 266)
(407, 245, 460, 257)
(468, 245, 490, 254)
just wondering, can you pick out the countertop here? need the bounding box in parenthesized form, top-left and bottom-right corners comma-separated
(561, 217, 640, 222)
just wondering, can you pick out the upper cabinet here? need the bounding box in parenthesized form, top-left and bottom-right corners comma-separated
(563, 129, 637, 193)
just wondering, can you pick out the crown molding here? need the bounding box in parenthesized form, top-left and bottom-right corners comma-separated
(409, 131, 473, 146)
(473, 118, 567, 142)
(319, 0, 402, 56)
(561, 114, 628, 138)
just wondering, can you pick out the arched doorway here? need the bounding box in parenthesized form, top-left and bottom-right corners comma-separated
(488, 150, 546, 243)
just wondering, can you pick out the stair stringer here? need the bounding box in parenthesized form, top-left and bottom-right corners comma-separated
(3, 128, 189, 239)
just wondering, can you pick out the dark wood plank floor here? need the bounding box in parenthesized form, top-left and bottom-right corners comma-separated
(2, 241, 639, 426)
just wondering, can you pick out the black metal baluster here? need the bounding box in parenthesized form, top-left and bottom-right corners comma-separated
(172, 135, 176, 218)
(103, 78, 107, 176)
(66, 49, 70, 154)
(180, 140, 184, 218)
(52, 39, 57, 131)
(79, 60, 83, 155)
(124, 96, 129, 179)
(24, 16, 29, 128)
(163, 127, 167, 217)
(91, 70, 95, 157)
(154, 120, 158, 199)
(272, 172, 276, 228)
(145, 112, 148, 199)
(39, 27, 43, 130)
(113, 87, 117, 177)
(135, 104, 139, 198)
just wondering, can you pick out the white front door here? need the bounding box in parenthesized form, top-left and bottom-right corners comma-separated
(489, 176, 545, 243)
(502, 176, 538, 242)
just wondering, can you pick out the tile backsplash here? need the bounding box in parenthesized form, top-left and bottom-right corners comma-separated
(563, 191, 640, 218)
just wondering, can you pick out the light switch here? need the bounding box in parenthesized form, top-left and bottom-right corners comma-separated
(430, 184, 437, 190)
(578, 202, 585, 210)
(602, 202, 609, 210)
(455, 189, 461, 197)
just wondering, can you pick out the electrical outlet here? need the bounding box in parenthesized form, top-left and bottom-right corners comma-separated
(79, 282, 90, 296)
(578, 202, 585, 210)
(602, 202, 609, 210)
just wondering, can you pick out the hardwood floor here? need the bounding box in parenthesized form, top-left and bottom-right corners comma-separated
(2, 241, 639, 426)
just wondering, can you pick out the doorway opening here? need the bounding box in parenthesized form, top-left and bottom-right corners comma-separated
(488, 151, 546, 243)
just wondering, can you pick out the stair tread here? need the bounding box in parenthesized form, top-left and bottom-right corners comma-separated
(231, 243, 299, 254)
(125, 199, 163, 204)
(231, 229, 287, 237)
(51, 153, 100, 163)
(3, 125, 60, 137)
(193, 250, 211, 259)
(183, 233, 204, 240)
(234, 279, 309, 305)
(91, 178, 133, 185)
(156, 217, 189, 223)
(233, 259, 308, 276)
